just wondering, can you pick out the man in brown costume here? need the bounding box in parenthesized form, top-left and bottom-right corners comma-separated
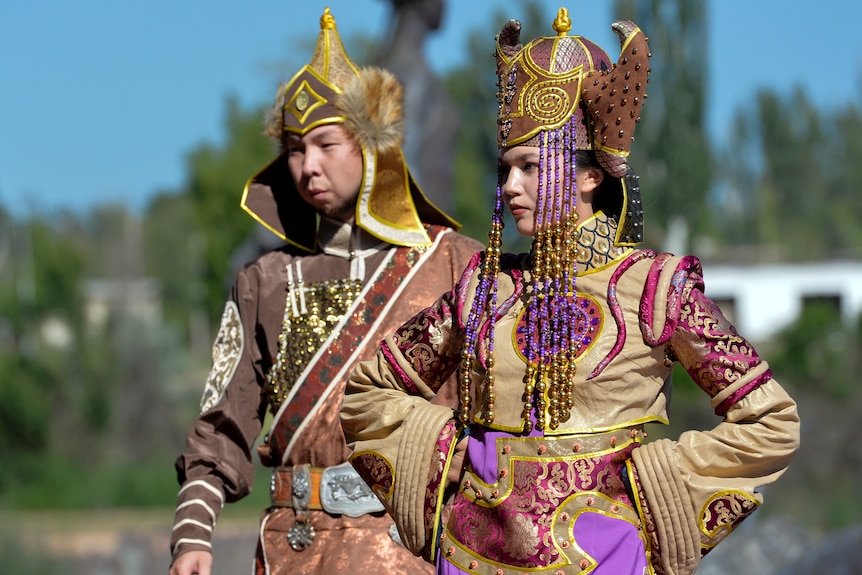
(168, 8, 482, 575)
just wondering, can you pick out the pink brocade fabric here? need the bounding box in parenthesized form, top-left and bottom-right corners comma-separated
(671, 286, 768, 414)
(440, 426, 647, 574)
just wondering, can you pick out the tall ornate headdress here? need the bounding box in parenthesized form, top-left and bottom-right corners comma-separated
(459, 8, 650, 432)
(241, 8, 459, 252)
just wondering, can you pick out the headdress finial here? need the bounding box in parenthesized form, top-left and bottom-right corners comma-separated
(320, 7, 336, 29)
(553, 8, 571, 36)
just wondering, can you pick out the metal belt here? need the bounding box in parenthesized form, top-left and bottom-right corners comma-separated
(270, 461, 385, 517)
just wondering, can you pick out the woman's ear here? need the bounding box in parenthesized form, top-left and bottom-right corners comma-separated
(582, 167, 604, 192)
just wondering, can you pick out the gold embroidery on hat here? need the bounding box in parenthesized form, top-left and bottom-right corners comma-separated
(518, 59, 584, 138)
(286, 80, 327, 125)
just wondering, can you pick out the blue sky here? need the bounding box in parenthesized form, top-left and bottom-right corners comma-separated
(2, 0, 861, 217)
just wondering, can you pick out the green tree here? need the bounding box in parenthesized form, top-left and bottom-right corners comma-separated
(0, 214, 87, 490)
(182, 96, 276, 321)
(614, 0, 713, 250)
(716, 87, 860, 260)
(821, 103, 862, 257)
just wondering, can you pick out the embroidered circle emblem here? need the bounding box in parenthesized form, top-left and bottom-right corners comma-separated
(513, 294, 603, 365)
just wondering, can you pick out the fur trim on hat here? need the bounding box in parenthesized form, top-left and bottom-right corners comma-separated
(263, 82, 288, 144)
(337, 67, 404, 153)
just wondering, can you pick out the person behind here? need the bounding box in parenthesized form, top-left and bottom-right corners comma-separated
(168, 8, 482, 575)
(341, 8, 800, 575)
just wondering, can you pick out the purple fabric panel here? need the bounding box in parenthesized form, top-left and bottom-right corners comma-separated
(437, 552, 467, 575)
(466, 424, 541, 485)
(438, 507, 648, 575)
(574, 512, 648, 575)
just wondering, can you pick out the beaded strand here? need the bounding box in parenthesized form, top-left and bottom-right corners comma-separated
(463, 116, 584, 432)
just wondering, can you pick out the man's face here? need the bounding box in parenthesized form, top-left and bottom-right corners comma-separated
(286, 124, 364, 223)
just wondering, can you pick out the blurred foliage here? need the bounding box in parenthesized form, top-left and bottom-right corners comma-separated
(182, 96, 275, 320)
(615, 0, 714, 249)
(715, 88, 862, 261)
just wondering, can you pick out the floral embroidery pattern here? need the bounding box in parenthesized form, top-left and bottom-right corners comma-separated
(700, 491, 759, 545)
(447, 443, 637, 569)
(200, 301, 243, 413)
(350, 451, 394, 501)
(390, 254, 483, 392)
(672, 287, 765, 411)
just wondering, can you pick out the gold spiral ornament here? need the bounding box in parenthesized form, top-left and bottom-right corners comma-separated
(526, 82, 573, 126)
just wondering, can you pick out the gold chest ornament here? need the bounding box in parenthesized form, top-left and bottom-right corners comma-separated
(264, 266, 362, 413)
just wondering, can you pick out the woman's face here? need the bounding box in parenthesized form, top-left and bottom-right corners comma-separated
(499, 146, 541, 236)
(499, 145, 604, 236)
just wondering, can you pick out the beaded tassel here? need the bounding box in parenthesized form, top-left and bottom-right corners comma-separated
(459, 172, 505, 425)
(463, 116, 584, 432)
(527, 118, 583, 431)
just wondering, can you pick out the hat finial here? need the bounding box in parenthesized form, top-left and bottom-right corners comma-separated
(320, 7, 336, 30)
(553, 8, 571, 36)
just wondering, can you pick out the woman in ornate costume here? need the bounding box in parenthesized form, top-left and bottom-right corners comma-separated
(340, 8, 800, 575)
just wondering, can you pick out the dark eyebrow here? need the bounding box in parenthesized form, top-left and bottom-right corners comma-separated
(286, 125, 345, 147)
(499, 150, 541, 163)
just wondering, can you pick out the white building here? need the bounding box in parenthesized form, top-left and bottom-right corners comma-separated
(700, 260, 862, 343)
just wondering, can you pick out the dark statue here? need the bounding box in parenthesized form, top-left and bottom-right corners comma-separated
(377, 0, 458, 213)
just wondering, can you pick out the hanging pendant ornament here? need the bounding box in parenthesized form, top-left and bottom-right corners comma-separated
(287, 520, 316, 551)
(286, 464, 316, 550)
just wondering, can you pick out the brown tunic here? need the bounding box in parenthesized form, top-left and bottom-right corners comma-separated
(170, 218, 482, 574)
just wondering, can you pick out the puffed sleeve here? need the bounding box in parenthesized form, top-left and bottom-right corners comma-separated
(170, 265, 268, 560)
(342, 253, 482, 559)
(628, 255, 800, 575)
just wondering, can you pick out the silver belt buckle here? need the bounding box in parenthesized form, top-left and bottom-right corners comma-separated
(320, 461, 385, 517)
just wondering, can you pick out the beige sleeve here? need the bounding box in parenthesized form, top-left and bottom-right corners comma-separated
(631, 378, 799, 575)
(343, 336, 458, 557)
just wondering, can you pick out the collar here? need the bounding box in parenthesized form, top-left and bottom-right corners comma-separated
(576, 211, 633, 271)
(317, 217, 387, 259)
